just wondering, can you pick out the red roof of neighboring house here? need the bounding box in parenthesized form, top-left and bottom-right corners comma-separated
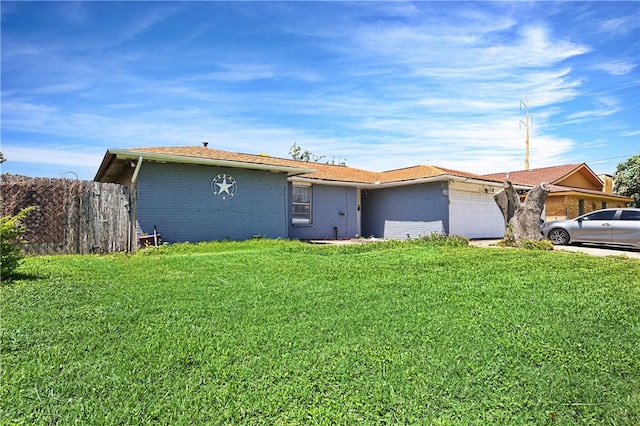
(483, 164, 586, 186)
(484, 163, 632, 202)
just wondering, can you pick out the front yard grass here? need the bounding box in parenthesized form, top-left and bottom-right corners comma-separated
(2, 239, 639, 424)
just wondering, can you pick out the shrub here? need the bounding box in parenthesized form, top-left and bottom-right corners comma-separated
(1, 206, 34, 280)
(520, 239, 554, 250)
(414, 232, 470, 247)
(497, 238, 554, 250)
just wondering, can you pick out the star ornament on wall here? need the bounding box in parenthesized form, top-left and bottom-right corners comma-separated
(211, 174, 237, 200)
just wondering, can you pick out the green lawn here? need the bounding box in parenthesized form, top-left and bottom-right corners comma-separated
(2, 239, 639, 425)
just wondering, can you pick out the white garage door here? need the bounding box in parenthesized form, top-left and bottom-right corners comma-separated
(449, 190, 504, 239)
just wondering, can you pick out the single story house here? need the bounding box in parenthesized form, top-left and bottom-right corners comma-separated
(484, 163, 633, 221)
(95, 145, 518, 246)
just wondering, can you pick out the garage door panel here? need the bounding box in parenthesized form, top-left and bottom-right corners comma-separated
(449, 190, 504, 239)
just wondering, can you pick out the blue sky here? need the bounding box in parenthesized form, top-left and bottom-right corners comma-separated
(2, 1, 639, 181)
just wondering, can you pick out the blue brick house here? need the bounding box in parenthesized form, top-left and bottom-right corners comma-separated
(95, 146, 510, 248)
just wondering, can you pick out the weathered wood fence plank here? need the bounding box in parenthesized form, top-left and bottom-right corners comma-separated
(1, 176, 131, 255)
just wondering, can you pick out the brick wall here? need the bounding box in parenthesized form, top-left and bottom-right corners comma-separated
(361, 182, 448, 238)
(288, 184, 359, 240)
(545, 193, 627, 221)
(544, 196, 569, 220)
(598, 175, 613, 193)
(136, 162, 289, 242)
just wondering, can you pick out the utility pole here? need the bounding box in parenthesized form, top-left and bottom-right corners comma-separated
(520, 97, 532, 170)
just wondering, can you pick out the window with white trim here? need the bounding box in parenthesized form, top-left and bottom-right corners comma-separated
(292, 185, 312, 224)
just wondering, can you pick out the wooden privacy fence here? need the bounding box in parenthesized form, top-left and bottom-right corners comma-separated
(1, 176, 132, 255)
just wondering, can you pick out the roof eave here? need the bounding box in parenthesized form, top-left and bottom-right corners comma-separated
(108, 148, 316, 176)
(94, 151, 116, 182)
(289, 176, 369, 187)
(290, 174, 531, 189)
(549, 188, 634, 201)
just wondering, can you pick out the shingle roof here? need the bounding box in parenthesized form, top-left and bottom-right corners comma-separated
(483, 164, 584, 185)
(120, 146, 504, 185)
(374, 165, 497, 184)
(126, 146, 312, 170)
(295, 162, 379, 183)
(482, 164, 633, 201)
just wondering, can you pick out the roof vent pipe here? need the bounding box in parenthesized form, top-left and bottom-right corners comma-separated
(203, 141, 209, 148)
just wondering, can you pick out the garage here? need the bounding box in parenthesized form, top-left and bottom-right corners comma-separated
(449, 184, 505, 239)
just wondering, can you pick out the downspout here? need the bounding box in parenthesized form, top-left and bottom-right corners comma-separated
(130, 156, 143, 252)
(131, 156, 143, 184)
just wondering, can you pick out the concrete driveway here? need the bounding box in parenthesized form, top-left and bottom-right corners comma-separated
(470, 239, 640, 260)
(551, 243, 640, 259)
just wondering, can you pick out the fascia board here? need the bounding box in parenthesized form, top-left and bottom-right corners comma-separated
(447, 175, 532, 190)
(94, 151, 115, 181)
(289, 176, 368, 188)
(110, 149, 316, 176)
(550, 189, 634, 201)
(290, 174, 529, 190)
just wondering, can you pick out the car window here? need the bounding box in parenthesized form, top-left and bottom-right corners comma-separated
(581, 210, 616, 221)
(620, 210, 640, 221)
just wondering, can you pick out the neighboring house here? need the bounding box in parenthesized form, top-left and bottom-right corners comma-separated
(95, 146, 511, 245)
(484, 163, 633, 221)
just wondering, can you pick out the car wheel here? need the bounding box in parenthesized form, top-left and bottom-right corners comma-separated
(548, 229, 570, 245)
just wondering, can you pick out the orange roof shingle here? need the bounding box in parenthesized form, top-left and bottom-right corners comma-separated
(123, 146, 504, 185)
(375, 165, 497, 183)
(127, 146, 311, 170)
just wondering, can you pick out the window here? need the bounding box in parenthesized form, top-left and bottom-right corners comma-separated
(582, 210, 616, 221)
(292, 185, 312, 224)
(620, 210, 640, 221)
(602, 201, 607, 209)
(578, 199, 585, 216)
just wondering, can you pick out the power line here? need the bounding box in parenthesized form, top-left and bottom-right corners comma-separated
(587, 154, 637, 164)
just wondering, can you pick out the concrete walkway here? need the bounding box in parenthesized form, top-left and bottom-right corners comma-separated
(470, 239, 640, 260)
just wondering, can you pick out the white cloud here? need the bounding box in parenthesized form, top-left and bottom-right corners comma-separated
(592, 60, 637, 76)
(566, 97, 620, 121)
(188, 64, 276, 82)
(186, 63, 322, 83)
(3, 1, 633, 179)
(515, 27, 591, 66)
(2, 145, 103, 168)
(598, 13, 640, 36)
(33, 82, 89, 95)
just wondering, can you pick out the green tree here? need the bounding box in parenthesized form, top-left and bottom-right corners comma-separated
(288, 143, 346, 166)
(613, 154, 639, 206)
(288, 142, 325, 163)
(0, 151, 5, 164)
